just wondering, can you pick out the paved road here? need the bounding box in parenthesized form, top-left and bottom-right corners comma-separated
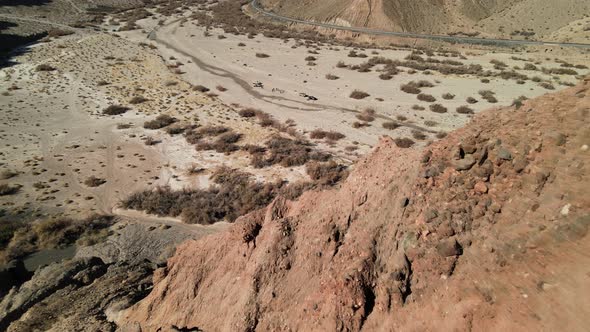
(250, 0, 590, 49)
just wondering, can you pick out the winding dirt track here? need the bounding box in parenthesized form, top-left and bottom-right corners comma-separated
(148, 22, 436, 134)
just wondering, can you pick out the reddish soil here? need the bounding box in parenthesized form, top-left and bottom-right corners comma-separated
(121, 78, 590, 331)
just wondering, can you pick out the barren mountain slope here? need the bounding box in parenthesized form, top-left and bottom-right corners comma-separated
(259, 0, 590, 39)
(121, 77, 590, 331)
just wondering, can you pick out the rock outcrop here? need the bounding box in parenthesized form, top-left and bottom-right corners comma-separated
(0, 257, 153, 332)
(121, 80, 590, 331)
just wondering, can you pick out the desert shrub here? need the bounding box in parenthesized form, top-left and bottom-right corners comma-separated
(129, 96, 148, 104)
(412, 104, 425, 111)
(401, 84, 421, 94)
(255, 111, 279, 128)
(310, 129, 345, 140)
(0, 184, 19, 196)
(417, 93, 436, 102)
(144, 137, 160, 146)
(305, 56, 317, 61)
(350, 90, 370, 99)
(424, 120, 438, 127)
(35, 64, 56, 72)
(247, 135, 330, 168)
(379, 73, 393, 80)
(456, 106, 474, 114)
(412, 130, 427, 140)
(356, 113, 375, 122)
(539, 82, 555, 90)
(466, 97, 478, 104)
(523, 63, 537, 71)
(238, 42, 246, 46)
(184, 125, 230, 144)
(442, 93, 455, 100)
(394, 138, 415, 148)
(325, 74, 339, 80)
(166, 125, 186, 135)
(305, 161, 348, 185)
(0, 170, 18, 180)
(238, 108, 257, 118)
(416, 80, 434, 87)
(531, 76, 542, 82)
(193, 85, 210, 92)
(255, 53, 270, 58)
(47, 28, 74, 38)
(382, 121, 399, 130)
(336, 61, 347, 68)
(144, 114, 177, 129)
(84, 176, 106, 187)
(352, 122, 369, 128)
(122, 161, 334, 225)
(102, 105, 130, 115)
(2, 215, 114, 262)
(436, 132, 448, 139)
(396, 115, 407, 121)
(429, 104, 447, 113)
(543, 68, 577, 76)
(117, 123, 132, 129)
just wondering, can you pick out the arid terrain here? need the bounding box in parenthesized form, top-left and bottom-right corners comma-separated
(0, 0, 589, 331)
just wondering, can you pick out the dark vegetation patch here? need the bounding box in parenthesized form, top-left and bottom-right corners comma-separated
(456, 106, 474, 114)
(417, 93, 436, 102)
(84, 176, 107, 187)
(1, 215, 114, 264)
(122, 163, 346, 225)
(0, 184, 20, 196)
(144, 114, 177, 129)
(382, 121, 400, 130)
(429, 104, 447, 113)
(247, 136, 331, 168)
(35, 64, 56, 72)
(394, 138, 415, 148)
(350, 90, 370, 99)
(102, 105, 130, 115)
(309, 129, 345, 141)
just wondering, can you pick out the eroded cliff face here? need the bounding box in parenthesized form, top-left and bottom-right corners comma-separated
(258, 0, 590, 39)
(122, 79, 590, 331)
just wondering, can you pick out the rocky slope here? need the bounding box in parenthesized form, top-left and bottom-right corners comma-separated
(121, 79, 590, 331)
(259, 0, 590, 40)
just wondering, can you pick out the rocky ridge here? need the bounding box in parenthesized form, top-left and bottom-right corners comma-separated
(121, 78, 590, 331)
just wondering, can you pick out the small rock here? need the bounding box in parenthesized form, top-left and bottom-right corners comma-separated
(560, 203, 571, 216)
(513, 157, 528, 173)
(497, 147, 512, 161)
(581, 145, 588, 151)
(546, 132, 567, 146)
(461, 143, 477, 154)
(490, 203, 502, 214)
(454, 155, 476, 171)
(436, 239, 463, 257)
(422, 166, 441, 178)
(474, 181, 488, 194)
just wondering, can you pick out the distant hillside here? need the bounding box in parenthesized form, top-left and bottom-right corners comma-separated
(258, 0, 590, 41)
